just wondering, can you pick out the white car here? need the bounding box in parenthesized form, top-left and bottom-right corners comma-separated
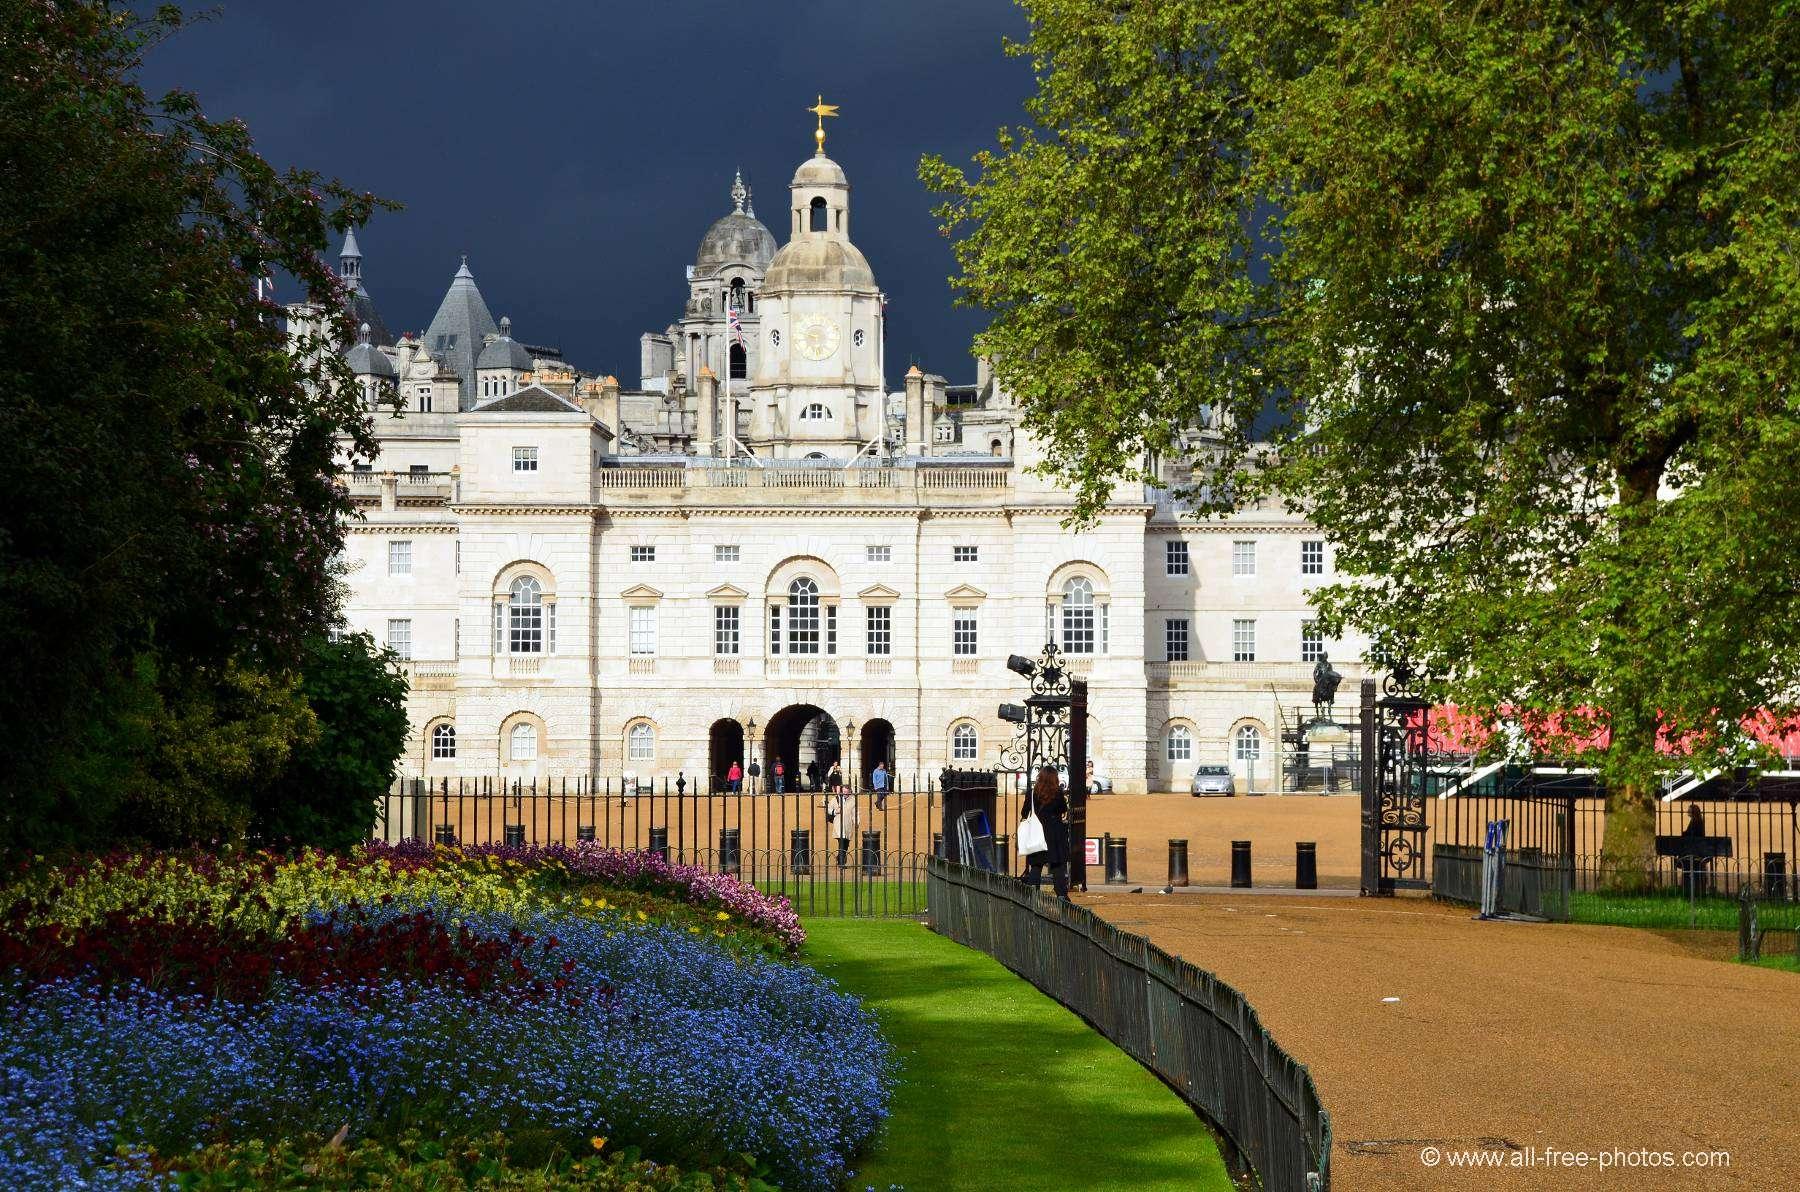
(1190, 764, 1236, 796)
(1055, 762, 1114, 794)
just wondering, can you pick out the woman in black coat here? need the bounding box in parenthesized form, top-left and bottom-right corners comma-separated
(1021, 765, 1071, 899)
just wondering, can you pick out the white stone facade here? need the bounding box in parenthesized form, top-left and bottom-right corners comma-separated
(323, 145, 1368, 793)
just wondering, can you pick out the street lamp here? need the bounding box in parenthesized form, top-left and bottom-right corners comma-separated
(842, 717, 856, 790)
(746, 718, 758, 794)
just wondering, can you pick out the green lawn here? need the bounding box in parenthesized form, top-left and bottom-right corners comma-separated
(803, 918, 1234, 1192)
(1569, 890, 1800, 932)
(757, 880, 927, 918)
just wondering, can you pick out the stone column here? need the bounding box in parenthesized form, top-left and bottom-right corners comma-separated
(904, 365, 928, 456)
(696, 367, 717, 457)
(379, 470, 397, 511)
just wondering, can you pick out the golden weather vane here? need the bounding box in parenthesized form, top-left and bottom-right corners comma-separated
(807, 94, 839, 153)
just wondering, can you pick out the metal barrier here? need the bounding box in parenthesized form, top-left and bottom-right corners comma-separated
(927, 857, 1331, 1191)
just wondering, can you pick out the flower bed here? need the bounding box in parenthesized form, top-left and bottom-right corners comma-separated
(0, 846, 886, 1189)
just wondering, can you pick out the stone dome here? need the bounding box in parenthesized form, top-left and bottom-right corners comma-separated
(343, 324, 395, 377)
(791, 153, 849, 188)
(761, 237, 878, 294)
(696, 210, 776, 276)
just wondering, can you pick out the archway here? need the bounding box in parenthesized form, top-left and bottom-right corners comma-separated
(859, 718, 895, 789)
(707, 718, 744, 793)
(764, 703, 839, 792)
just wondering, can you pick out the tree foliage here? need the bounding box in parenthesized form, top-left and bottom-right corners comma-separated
(924, 1, 1800, 877)
(252, 633, 410, 852)
(0, 3, 399, 849)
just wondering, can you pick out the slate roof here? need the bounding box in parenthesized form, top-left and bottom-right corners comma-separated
(477, 316, 534, 371)
(343, 324, 396, 377)
(423, 257, 500, 410)
(470, 383, 584, 414)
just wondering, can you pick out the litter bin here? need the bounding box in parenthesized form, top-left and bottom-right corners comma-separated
(648, 826, 669, 863)
(992, 832, 1010, 876)
(790, 828, 812, 876)
(719, 827, 741, 876)
(1764, 851, 1788, 902)
(1104, 836, 1129, 884)
(503, 823, 525, 848)
(576, 824, 596, 843)
(860, 830, 883, 876)
(1167, 839, 1190, 888)
(1231, 840, 1253, 888)
(434, 824, 456, 846)
(1296, 841, 1317, 890)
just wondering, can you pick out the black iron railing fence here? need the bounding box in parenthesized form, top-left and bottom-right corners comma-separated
(927, 857, 1331, 1192)
(373, 774, 1030, 918)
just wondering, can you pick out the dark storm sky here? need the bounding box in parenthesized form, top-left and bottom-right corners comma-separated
(138, 1, 1036, 387)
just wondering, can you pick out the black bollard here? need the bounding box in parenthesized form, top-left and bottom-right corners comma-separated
(1167, 839, 1190, 888)
(790, 828, 812, 876)
(503, 823, 524, 848)
(648, 825, 669, 863)
(932, 831, 944, 859)
(860, 829, 882, 876)
(993, 833, 1011, 877)
(1104, 836, 1129, 884)
(1296, 841, 1318, 890)
(719, 827, 742, 876)
(1231, 840, 1253, 888)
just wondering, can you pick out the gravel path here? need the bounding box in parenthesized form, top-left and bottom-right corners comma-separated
(1081, 891, 1800, 1190)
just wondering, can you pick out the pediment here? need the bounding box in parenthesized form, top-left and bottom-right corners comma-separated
(858, 583, 901, 602)
(943, 583, 988, 601)
(707, 583, 749, 600)
(619, 583, 664, 601)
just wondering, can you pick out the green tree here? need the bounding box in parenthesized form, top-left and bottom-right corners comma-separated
(924, 1, 1800, 884)
(0, 3, 395, 848)
(253, 633, 410, 851)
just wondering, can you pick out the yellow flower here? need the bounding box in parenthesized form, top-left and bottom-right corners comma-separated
(581, 898, 594, 908)
(637, 910, 648, 921)
(689, 926, 700, 933)
(714, 911, 729, 921)
(590, 1136, 607, 1151)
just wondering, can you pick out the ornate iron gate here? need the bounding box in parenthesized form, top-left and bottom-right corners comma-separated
(1359, 672, 1432, 894)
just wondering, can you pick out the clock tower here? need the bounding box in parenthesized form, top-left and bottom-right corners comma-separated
(748, 101, 887, 459)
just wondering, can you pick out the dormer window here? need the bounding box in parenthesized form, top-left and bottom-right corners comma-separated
(800, 404, 831, 421)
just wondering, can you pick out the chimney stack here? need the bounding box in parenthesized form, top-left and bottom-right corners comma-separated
(904, 364, 927, 456)
(696, 367, 718, 457)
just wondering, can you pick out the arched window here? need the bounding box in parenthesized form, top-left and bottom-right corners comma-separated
(787, 577, 820, 654)
(951, 722, 978, 762)
(1234, 725, 1262, 762)
(628, 722, 655, 762)
(509, 723, 538, 761)
(1165, 725, 1193, 763)
(769, 328, 780, 347)
(431, 723, 457, 759)
(990, 438, 1004, 457)
(729, 342, 747, 379)
(1061, 577, 1095, 654)
(809, 196, 828, 232)
(800, 403, 830, 420)
(803, 451, 828, 460)
(508, 576, 543, 654)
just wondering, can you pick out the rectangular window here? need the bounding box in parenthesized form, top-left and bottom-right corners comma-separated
(386, 618, 411, 660)
(454, 540, 460, 574)
(866, 544, 891, 564)
(953, 545, 979, 563)
(352, 462, 373, 474)
(713, 605, 740, 655)
(492, 603, 503, 654)
(953, 609, 978, 656)
(509, 598, 542, 654)
(1165, 540, 1190, 576)
(408, 464, 429, 475)
(826, 604, 837, 655)
(628, 606, 657, 655)
(416, 388, 432, 413)
(630, 544, 655, 563)
(387, 540, 412, 576)
(865, 605, 891, 655)
(768, 604, 781, 655)
(1232, 618, 1257, 662)
(1232, 540, 1257, 577)
(1165, 618, 1190, 662)
(714, 544, 740, 563)
(512, 446, 538, 472)
(1301, 539, 1326, 575)
(1302, 621, 1325, 663)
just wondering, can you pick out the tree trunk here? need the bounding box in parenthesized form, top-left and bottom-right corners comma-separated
(1599, 779, 1657, 892)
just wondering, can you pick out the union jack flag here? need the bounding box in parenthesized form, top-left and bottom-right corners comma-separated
(727, 303, 744, 346)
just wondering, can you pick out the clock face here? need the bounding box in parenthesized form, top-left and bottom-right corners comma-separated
(792, 315, 840, 361)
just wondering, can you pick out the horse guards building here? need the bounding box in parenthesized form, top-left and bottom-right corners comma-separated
(298, 124, 1368, 795)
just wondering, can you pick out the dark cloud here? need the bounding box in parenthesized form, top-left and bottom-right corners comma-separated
(139, 0, 1035, 385)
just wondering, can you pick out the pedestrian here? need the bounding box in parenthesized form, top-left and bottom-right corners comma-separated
(872, 761, 889, 809)
(824, 788, 858, 868)
(725, 760, 742, 794)
(827, 761, 843, 794)
(806, 759, 821, 793)
(1021, 764, 1071, 899)
(774, 759, 785, 794)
